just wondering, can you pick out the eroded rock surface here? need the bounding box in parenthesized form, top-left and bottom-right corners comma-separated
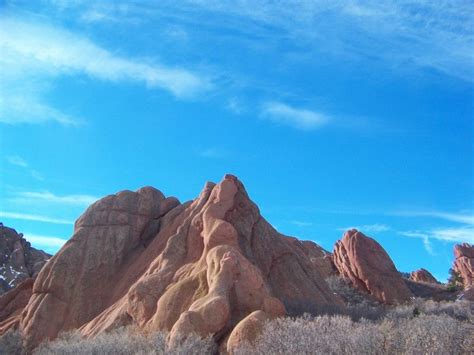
(0, 225, 50, 294)
(0, 278, 34, 334)
(8, 175, 340, 351)
(409, 268, 438, 284)
(333, 229, 412, 304)
(453, 243, 474, 289)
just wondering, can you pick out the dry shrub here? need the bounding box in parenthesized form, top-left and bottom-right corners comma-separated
(0, 329, 24, 355)
(236, 313, 473, 355)
(33, 327, 216, 355)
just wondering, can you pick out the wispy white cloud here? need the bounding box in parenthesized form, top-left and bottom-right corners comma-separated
(400, 226, 474, 254)
(393, 210, 474, 225)
(0, 15, 211, 126)
(226, 97, 245, 115)
(0, 95, 81, 126)
(290, 220, 313, 227)
(399, 231, 436, 255)
(6, 156, 28, 168)
(11, 191, 98, 207)
(24, 233, 67, 254)
(198, 148, 227, 159)
(5, 155, 44, 181)
(0, 211, 73, 225)
(177, 1, 474, 82)
(339, 223, 391, 233)
(261, 102, 329, 130)
(0, 17, 210, 98)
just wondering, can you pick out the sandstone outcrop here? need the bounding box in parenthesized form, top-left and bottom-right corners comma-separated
(0, 225, 50, 294)
(333, 229, 412, 304)
(0, 278, 34, 334)
(453, 243, 474, 289)
(409, 268, 438, 284)
(6, 175, 340, 351)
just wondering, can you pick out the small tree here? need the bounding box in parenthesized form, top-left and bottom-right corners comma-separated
(447, 268, 463, 291)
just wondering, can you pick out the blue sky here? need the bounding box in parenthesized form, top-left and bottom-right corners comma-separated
(0, 1, 473, 282)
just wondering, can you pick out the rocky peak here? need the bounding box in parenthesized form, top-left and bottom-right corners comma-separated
(453, 243, 473, 289)
(0, 224, 50, 294)
(7, 175, 339, 351)
(333, 229, 412, 304)
(409, 268, 438, 284)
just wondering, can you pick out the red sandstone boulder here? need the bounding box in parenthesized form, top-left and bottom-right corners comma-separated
(10, 175, 340, 351)
(453, 243, 474, 289)
(409, 268, 438, 284)
(333, 229, 412, 304)
(0, 278, 34, 334)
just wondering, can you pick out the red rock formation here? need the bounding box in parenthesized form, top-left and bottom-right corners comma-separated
(333, 229, 412, 304)
(0, 225, 50, 294)
(409, 268, 438, 284)
(453, 243, 474, 289)
(0, 278, 34, 334)
(7, 175, 340, 351)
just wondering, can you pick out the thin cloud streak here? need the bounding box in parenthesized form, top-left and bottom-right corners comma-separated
(0, 17, 211, 98)
(261, 102, 329, 130)
(198, 148, 227, 159)
(24, 233, 67, 253)
(290, 220, 314, 227)
(175, 1, 474, 82)
(0, 95, 81, 126)
(399, 226, 474, 251)
(339, 223, 391, 233)
(393, 210, 474, 225)
(12, 191, 98, 207)
(6, 156, 28, 168)
(5, 155, 45, 181)
(0, 212, 74, 225)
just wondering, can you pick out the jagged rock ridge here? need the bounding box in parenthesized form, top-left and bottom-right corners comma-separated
(0, 225, 50, 294)
(11, 175, 340, 351)
(453, 243, 474, 289)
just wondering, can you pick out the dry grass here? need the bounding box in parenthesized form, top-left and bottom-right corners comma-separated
(1, 297, 472, 354)
(235, 313, 474, 354)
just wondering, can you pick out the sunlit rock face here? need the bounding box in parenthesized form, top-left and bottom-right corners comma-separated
(6, 175, 340, 351)
(454, 243, 474, 289)
(409, 268, 438, 284)
(333, 229, 412, 305)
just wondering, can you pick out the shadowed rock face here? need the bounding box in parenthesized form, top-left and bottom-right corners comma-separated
(333, 229, 412, 304)
(0, 225, 50, 294)
(10, 175, 340, 351)
(454, 243, 474, 289)
(409, 268, 438, 284)
(0, 278, 34, 334)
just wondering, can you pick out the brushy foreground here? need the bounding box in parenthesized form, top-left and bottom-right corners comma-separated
(1, 299, 472, 355)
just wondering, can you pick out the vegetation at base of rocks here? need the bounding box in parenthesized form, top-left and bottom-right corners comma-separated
(0, 329, 23, 355)
(235, 313, 474, 355)
(448, 268, 464, 290)
(1, 298, 472, 355)
(0, 328, 217, 355)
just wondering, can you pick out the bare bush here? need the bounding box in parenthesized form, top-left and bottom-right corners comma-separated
(13, 299, 474, 355)
(236, 313, 474, 355)
(386, 298, 473, 322)
(0, 329, 24, 355)
(33, 327, 216, 355)
(325, 275, 372, 305)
